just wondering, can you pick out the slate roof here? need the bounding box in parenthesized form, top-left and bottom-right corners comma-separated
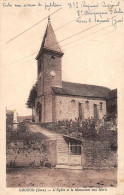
(36, 19, 63, 59)
(52, 81, 111, 99)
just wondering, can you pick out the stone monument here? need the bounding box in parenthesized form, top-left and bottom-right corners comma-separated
(13, 110, 18, 131)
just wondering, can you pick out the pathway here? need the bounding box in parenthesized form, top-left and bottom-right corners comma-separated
(27, 123, 62, 140)
(27, 123, 82, 169)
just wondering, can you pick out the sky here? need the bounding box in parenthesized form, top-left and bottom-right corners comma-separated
(1, 0, 124, 116)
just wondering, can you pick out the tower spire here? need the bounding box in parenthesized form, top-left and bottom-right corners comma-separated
(36, 16, 64, 59)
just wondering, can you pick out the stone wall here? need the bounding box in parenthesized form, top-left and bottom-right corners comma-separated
(82, 139, 117, 168)
(7, 139, 57, 167)
(7, 138, 117, 169)
(55, 95, 106, 121)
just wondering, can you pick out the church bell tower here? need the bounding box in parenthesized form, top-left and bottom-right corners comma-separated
(35, 17, 64, 123)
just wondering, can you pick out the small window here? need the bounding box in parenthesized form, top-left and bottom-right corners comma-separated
(85, 101, 89, 110)
(71, 100, 76, 107)
(51, 55, 55, 59)
(100, 102, 103, 111)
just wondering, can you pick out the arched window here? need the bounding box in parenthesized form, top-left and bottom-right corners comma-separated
(100, 102, 103, 111)
(71, 99, 76, 107)
(85, 101, 89, 110)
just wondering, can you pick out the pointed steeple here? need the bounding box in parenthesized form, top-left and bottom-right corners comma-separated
(36, 17, 63, 59)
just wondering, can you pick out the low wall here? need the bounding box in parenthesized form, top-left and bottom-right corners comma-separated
(7, 140, 57, 167)
(82, 140, 117, 168)
(7, 138, 117, 169)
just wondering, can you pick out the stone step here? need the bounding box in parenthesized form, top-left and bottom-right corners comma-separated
(57, 139, 68, 141)
(57, 145, 68, 148)
(57, 150, 69, 153)
(57, 149, 69, 151)
(57, 149, 69, 152)
(57, 149, 68, 151)
(57, 147, 68, 150)
(57, 152, 69, 155)
(57, 143, 68, 145)
(57, 145, 69, 149)
(56, 165, 82, 170)
(57, 143, 68, 146)
(57, 143, 67, 145)
(57, 142, 68, 145)
(57, 144, 68, 147)
(57, 154, 69, 156)
(57, 146, 69, 150)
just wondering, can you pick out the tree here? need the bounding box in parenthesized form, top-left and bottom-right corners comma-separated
(26, 82, 37, 121)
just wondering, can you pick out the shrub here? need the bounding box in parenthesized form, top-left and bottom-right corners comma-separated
(98, 129, 117, 144)
(6, 112, 13, 132)
(45, 162, 51, 168)
(18, 122, 27, 133)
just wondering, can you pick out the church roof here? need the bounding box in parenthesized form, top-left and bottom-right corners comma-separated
(107, 89, 117, 99)
(52, 81, 111, 99)
(36, 18, 63, 59)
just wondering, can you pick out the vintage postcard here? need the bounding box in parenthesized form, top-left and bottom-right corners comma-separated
(0, 0, 124, 194)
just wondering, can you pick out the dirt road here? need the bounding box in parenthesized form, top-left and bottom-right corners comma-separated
(7, 167, 117, 188)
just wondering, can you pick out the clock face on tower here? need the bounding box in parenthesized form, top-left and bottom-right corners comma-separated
(50, 70, 56, 77)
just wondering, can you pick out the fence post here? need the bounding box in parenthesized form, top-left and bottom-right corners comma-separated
(69, 143, 70, 166)
(81, 145, 83, 168)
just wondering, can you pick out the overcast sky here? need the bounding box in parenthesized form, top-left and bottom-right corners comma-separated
(1, 0, 124, 116)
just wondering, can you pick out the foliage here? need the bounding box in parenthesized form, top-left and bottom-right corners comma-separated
(98, 129, 117, 145)
(18, 122, 27, 132)
(26, 82, 37, 109)
(6, 122, 46, 144)
(41, 117, 117, 144)
(6, 112, 13, 132)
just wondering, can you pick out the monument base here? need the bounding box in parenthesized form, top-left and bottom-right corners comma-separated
(13, 122, 18, 131)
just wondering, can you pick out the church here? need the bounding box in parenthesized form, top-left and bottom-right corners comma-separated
(35, 18, 117, 123)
